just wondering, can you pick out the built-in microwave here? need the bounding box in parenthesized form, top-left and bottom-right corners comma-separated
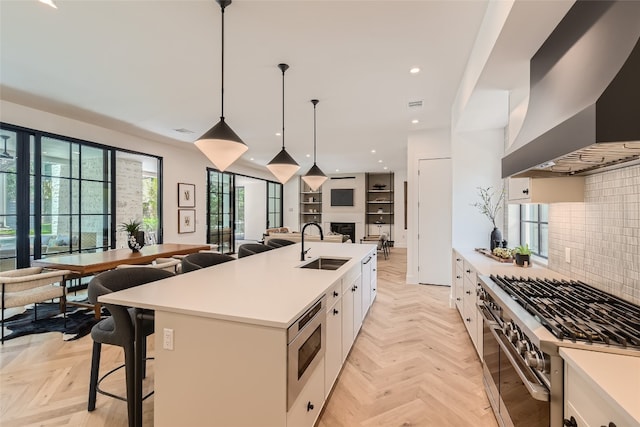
(287, 295, 326, 410)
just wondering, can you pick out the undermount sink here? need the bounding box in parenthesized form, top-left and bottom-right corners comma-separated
(299, 257, 351, 270)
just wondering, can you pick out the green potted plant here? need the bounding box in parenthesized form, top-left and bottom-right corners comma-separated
(119, 219, 145, 252)
(512, 244, 532, 266)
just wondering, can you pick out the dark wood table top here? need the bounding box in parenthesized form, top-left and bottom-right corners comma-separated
(32, 243, 210, 276)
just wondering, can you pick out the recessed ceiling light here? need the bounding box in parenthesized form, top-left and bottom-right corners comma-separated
(383, 166, 388, 170)
(410, 67, 420, 74)
(411, 119, 419, 124)
(275, 132, 281, 136)
(39, 0, 58, 9)
(335, 169, 340, 172)
(371, 149, 376, 154)
(250, 157, 254, 161)
(306, 154, 311, 158)
(378, 160, 383, 163)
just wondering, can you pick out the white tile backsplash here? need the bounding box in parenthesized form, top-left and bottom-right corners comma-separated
(547, 164, 640, 305)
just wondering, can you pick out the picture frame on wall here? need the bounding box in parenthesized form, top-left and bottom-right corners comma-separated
(178, 183, 196, 208)
(178, 209, 196, 233)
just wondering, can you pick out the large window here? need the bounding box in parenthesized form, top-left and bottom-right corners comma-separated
(520, 204, 548, 258)
(0, 123, 162, 270)
(267, 181, 282, 229)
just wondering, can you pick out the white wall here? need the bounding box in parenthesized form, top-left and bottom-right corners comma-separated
(0, 100, 275, 244)
(451, 128, 505, 249)
(406, 129, 451, 284)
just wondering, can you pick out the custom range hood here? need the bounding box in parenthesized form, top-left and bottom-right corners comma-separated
(502, 0, 640, 178)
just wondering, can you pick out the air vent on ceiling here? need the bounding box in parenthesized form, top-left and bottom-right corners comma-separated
(330, 176, 356, 180)
(174, 128, 195, 134)
(408, 100, 423, 109)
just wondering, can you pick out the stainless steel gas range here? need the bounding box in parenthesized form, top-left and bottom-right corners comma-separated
(477, 274, 640, 427)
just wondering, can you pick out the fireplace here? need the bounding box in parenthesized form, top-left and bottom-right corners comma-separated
(330, 222, 355, 244)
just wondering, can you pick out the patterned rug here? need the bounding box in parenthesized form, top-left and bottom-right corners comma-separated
(2, 301, 107, 342)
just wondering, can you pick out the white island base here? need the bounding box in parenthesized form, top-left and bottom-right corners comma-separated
(99, 242, 377, 427)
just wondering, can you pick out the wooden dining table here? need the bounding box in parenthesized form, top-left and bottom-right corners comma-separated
(32, 243, 211, 316)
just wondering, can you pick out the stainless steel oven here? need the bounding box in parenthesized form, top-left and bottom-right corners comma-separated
(480, 304, 550, 427)
(287, 295, 326, 409)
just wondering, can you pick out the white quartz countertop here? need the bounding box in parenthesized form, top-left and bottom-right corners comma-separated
(560, 347, 640, 425)
(455, 248, 569, 280)
(99, 242, 374, 329)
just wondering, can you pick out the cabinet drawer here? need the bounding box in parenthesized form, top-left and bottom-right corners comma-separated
(342, 265, 361, 294)
(287, 358, 325, 427)
(326, 279, 342, 311)
(453, 251, 464, 271)
(463, 260, 476, 282)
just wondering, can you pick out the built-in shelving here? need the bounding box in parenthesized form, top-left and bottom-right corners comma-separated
(299, 178, 322, 227)
(365, 172, 394, 242)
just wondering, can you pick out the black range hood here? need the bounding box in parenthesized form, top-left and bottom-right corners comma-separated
(502, 0, 640, 178)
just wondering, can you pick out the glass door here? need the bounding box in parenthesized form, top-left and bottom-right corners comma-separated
(0, 130, 18, 271)
(207, 170, 235, 254)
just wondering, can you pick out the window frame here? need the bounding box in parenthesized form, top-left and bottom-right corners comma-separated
(519, 204, 548, 258)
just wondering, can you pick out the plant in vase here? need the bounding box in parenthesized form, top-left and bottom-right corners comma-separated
(119, 219, 145, 252)
(512, 244, 532, 266)
(471, 186, 505, 250)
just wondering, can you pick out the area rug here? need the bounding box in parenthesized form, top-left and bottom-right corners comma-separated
(2, 302, 108, 342)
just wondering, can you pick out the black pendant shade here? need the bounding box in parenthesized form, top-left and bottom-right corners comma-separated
(302, 99, 328, 191)
(195, 0, 247, 172)
(267, 63, 299, 184)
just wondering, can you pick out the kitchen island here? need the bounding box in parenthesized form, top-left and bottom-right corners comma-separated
(99, 241, 377, 427)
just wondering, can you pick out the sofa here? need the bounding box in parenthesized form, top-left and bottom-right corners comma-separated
(263, 228, 350, 245)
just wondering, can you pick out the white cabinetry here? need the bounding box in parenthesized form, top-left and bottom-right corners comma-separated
(362, 250, 376, 318)
(370, 251, 377, 303)
(563, 350, 639, 427)
(451, 250, 481, 359)
(287, 359, 325, 427)
(508, 177, 584, 203)
(325, 280, 342, 397)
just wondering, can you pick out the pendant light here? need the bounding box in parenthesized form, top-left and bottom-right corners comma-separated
(266, 63, 300, 184)
(195, 0, 247, 172)
(302, 99, 327, 191)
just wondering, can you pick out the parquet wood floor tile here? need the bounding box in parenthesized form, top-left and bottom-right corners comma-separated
(0, 248, 496, 427)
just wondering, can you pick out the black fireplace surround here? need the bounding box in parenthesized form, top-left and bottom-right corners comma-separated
(330, 222, 355, 244)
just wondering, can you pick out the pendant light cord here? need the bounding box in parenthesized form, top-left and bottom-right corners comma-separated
(220, 2, 226, 119)
(281, 65, 286, 149)
(312, 99, 319, 165)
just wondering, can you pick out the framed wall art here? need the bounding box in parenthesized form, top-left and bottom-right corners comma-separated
(178, 209, 196, 233)
(178, 183, 196, 208)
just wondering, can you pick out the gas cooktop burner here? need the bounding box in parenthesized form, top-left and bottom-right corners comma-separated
(490, 275, 640, 349)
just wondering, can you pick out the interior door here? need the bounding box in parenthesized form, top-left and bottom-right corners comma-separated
(418, 158, 452, 286)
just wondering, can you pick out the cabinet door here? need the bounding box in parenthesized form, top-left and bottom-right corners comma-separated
(370, 252, 378, 303)
(508, 177, 530, 203)
(463, 274, 479, 354)
(325, 299, 342, 397)
(454, 266, 464, 315)
(361, 256, 372, 317)
(352, 275, 363, 336)
(287, 358, 325, 427)
(341, 284, 354, 362)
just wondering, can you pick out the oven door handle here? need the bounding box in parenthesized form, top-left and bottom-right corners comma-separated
(477, 303, 498, 327)
(488, 326, 550, 402)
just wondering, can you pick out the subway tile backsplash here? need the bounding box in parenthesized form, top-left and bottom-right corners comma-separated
(547, 164, 640, 305)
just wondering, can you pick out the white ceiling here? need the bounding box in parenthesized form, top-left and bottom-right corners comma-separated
(0, 0, 493, 175)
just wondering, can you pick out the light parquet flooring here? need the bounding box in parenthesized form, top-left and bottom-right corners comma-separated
(1, 248, 497, 427)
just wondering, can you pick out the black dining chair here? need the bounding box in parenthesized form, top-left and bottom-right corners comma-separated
(87, 267, 175, 426)
(237, 243, 274, 258)
(266, 238, 296, 249)
(181, 252, 236, 273)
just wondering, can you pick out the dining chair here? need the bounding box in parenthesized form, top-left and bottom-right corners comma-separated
(1, 266, 71, 343)
(87, 267, 175, 425)
(181, 252, 235, 273)
(237, 243, 274, 258)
